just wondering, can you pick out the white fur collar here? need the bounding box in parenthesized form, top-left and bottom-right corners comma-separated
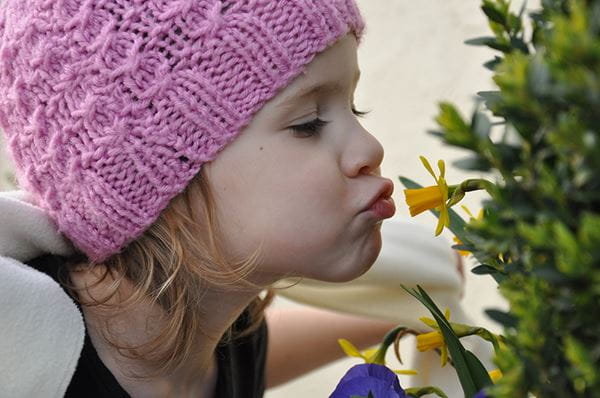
(0, 190, 84, 398)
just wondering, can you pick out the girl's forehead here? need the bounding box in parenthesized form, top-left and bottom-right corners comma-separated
(271, 34, 360, 108)
(276, 69, 361, 113)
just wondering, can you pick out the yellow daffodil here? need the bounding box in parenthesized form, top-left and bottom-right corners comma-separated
(403, 156, 450, 236)
(415, 309, 451, 366)
(489, 368, 503, 383)
(337, 338, 418, 375)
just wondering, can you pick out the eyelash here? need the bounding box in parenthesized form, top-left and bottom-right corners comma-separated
(289, 105, 370, 138)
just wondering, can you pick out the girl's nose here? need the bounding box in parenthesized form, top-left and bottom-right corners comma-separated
(341, 121, 385, 177)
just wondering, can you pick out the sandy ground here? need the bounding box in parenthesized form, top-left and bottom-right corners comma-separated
(0, 1, 515, 396)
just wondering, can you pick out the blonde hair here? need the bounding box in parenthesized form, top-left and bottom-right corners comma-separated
(61, 168, 273, 378)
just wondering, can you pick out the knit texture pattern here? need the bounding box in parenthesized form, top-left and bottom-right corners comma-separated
(0, 0, 365, 262)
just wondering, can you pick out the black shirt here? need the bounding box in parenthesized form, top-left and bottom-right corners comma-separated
(25, 254, 268, 398)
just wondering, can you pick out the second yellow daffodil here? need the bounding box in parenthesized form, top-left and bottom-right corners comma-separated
(416, 308, 452, 366)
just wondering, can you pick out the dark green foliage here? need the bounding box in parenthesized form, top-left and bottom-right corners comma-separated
(435, 0, 600, 396)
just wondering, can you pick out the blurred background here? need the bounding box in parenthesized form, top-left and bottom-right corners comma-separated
(0, 1, 516, 396)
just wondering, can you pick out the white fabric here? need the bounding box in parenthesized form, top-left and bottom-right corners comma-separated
(0, 190, 83, 398)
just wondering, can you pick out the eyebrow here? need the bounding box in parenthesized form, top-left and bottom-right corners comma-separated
(276, 70, 361, 111)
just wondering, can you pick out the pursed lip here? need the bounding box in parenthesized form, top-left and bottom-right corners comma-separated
(362, 179, 395, 213)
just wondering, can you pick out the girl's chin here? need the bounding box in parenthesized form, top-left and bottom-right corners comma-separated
(309, 229, 383, 283)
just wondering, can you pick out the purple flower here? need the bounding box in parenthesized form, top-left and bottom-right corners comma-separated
(330, 363, 407, 398)
(473, 391, 488, 398)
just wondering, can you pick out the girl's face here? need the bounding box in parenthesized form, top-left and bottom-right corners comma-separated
(203, 33, 394, 284)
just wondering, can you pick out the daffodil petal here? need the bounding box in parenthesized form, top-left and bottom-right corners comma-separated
(338, 338, 363, 359)
(434, 207, 450, 236)
(438, 159, 446, 179)
(435, 216, 445, 236)
(443, 208, 451, 227)
(461, 205, 476, 220)
(419, 317, 439, 329)
(394, 369, 419, 375)
(362, 347, 379, 363)
(419, 156, 437, 180)
(440, 344, 449, 367)
(439, 177, 449, 201)
(444, 308, 451, 320)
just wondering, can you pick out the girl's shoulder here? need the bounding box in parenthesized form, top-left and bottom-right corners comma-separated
(23, 253, 269, 398)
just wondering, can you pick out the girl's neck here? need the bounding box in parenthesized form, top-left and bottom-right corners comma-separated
(70, 265, 262, 398)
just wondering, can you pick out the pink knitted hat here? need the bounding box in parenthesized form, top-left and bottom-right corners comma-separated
(0, 0, 365, 262)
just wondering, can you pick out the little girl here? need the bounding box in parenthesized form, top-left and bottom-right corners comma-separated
(0, 0, 405, 397)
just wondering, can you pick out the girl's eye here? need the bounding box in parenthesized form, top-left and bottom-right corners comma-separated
(288, 105, 370, 138)
(288, 118, 330, 138)
(351, 104, 370, 118)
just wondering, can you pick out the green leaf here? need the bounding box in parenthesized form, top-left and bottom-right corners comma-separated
(485, 39, 513, 53)
(509, 36, 529, 53)
(476, 90, 503, 109)
(564, 336, 599, 387)
(471, 264, 500, 275)
(483, 56, 503, 71)
(464, 36, 497, 46)
(482, 1, 508, 26)
(580, 213, 600, 250)
(435, 102, 477, 150)
(485, 308, 518, 328)
(465, 350, 494, 387)
(531, 267, 571, 284)
(554, 222, 583, 276)
(452, 243, 475, 252)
